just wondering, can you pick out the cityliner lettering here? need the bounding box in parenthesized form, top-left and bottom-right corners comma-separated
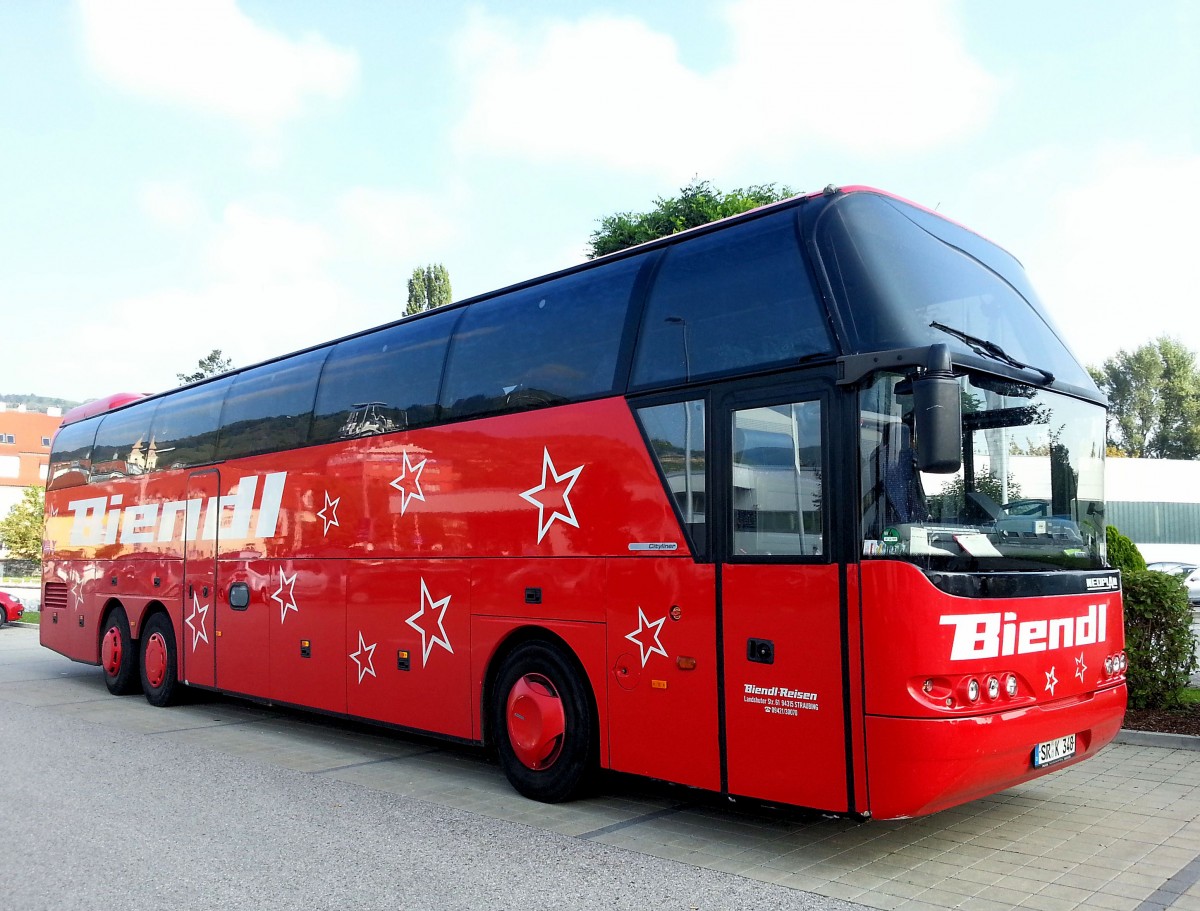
(939, 604, 1107, 661)
(66, 472, 287, 546)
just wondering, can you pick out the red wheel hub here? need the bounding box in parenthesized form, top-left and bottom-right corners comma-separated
(144, 632, 168, 688)
(101, 626, 122, 677)
(506, 673, 565, 770)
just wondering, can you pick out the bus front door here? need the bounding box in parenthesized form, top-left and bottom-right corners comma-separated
(719, 393, 851, 813)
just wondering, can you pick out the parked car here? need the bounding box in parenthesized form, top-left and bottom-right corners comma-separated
(1185, 567, 1200, 605)
(1147, 561, 1197, 575)
(0, 592, 25, 626)
(1146, 562, 1200, 604)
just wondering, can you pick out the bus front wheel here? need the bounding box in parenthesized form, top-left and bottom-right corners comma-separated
(493, 641, 596, 803)
(139, 612, 181, 707)
(100, 607, 141, 696)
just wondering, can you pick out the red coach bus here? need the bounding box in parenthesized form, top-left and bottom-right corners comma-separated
(42, 186, 1125, 818)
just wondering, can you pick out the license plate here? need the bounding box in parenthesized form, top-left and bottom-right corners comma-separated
(1032, 733, 1076, 768)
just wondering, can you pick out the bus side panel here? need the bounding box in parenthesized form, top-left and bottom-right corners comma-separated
(267, 558, 347, 715)
(346, 559, 473, 739)
(39, 559, 97, 663)
(470, 616, 609, 757)
(470, 559, 605, 624)
(605, 559, 720, 792)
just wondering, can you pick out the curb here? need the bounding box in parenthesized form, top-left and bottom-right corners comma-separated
(1115, 729, 1200, 751)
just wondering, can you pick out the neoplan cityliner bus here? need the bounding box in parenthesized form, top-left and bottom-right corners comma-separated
(42, 186, 1126, 819)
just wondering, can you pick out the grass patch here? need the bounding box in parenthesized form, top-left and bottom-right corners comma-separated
(1181, 687, 1200, 707)
(14, 609, 39, 625)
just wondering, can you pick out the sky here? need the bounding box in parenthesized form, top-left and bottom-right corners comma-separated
(1, 0, 1198, 404)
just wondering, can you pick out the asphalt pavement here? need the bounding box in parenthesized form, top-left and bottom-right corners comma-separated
(4, 623, 1200, 911)
(0, 625, 859, 911)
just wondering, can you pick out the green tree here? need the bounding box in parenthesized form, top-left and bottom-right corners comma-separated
(1105, 524, 1146, 573)
(406, 263, 452, 316)
(0, 486, 45, 563)
(1089, 337, 1200, 459)
(1124, 568, 1198, 708)
(587, 178, 796, 259)
(178, 349, 233, 385)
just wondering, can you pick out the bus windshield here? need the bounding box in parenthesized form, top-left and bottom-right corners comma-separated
(860, 370, 1108, 572)
(815, 191, 1097, 393)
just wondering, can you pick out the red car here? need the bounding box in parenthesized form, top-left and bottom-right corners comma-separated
(0, 592, 24, 626)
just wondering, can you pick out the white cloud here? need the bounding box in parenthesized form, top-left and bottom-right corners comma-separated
(78, 0, 358, 128)
(138, 180, 206, 229)
(1026, 146, 1200, 366)
(452, 0, 999, 176)
(336, 187, 460, 261)
(208, 203, 333, 281)
(55, 203, 360, 398)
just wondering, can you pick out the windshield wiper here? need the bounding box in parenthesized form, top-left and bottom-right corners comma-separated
(930, 321, 1055, 385)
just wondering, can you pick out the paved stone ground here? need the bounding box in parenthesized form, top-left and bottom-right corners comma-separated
(6, 626, 1200, 910)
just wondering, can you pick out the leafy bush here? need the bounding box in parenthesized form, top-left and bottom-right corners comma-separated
(1123, 569, 1198, 709)
(1106, 525, 1146, 573)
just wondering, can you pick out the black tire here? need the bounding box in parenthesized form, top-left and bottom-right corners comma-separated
(139, 612, 181, 707)
(100, 607, 141, 696)
(492, 640, 596, 803)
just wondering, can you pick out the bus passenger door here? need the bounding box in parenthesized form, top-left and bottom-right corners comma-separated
(608, 398, 720, 791)
(210, 473, 270, 699)
(719, 391, 850, 813)
(182, 470, 217, 689)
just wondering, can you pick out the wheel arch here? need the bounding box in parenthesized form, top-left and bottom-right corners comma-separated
(97, 598, 131, 653)
(480, 625, 601, 755)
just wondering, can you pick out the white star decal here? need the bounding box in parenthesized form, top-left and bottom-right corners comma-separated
(317, 490, 341, 536)
(1045, 666, 1058, 696)
(1075, 653, 1087, 684)
(185, 591, 209, 651)
(519, 447, 584, 544)
(406, 578, 453, 666)
(69, 574, 84, 611)
(271, 571, 299, 624)
(625, 607, 668, 668)
(350, 631, 377, 684)
(390, 451, 428, 515)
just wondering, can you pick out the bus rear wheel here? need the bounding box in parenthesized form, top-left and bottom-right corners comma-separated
(492, 641, 596, 803)
(100, 607, 141, 696)
(139, 612, 181, 707)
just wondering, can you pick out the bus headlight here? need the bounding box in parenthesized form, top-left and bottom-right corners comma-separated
(967, 678, 980, 703)
(987, 676, 999, 700)
(1005, 674, 1018, 697)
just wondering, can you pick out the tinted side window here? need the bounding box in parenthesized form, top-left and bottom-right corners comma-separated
(441, 258, 642, 420)
(732, 400, 824, 557)
(48, 418, 100, 490)
(637, 399, 707, 556)
(311, 311, 454, 444)
(149, 377, 232, 471)
(217, 350, 328, 461)
(630, 210, 833, 389)
(91, 402, 158, 480)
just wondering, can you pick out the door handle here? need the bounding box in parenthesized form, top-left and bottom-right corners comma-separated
(747, 638, 775, 664)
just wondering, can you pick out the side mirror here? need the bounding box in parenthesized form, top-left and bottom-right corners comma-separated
(912, 344, 962, 474)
